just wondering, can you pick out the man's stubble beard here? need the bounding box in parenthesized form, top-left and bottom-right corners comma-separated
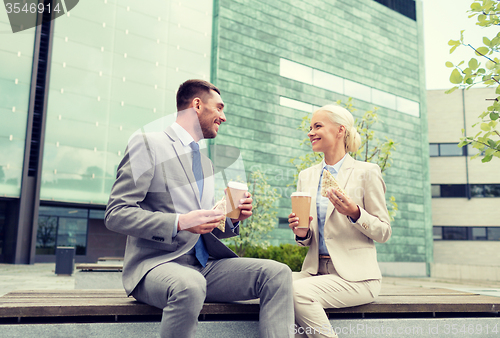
(200, 109, 218, 139)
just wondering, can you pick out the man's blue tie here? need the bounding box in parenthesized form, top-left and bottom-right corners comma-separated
(190, 142, 209, 267)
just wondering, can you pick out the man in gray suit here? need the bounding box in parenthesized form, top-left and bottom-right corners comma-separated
(105, 79, 294, 338)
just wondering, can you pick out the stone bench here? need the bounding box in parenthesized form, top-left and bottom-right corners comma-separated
(97, 257, 124, 263)
(1, 285, 499, 337)
(75, 264, 123, 289)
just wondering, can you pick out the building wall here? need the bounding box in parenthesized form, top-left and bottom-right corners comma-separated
(428, 87, 500, 227)
(432, 198, 500, 227)
(1, 0, 432, 269)
(434, 241, 500, 266)
(83, 218, 126, 263)
(213, 0, 431, 270)
(428, 87, 500, 279)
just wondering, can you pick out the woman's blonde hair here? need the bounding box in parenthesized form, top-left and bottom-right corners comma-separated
(314, 104, 361, 153)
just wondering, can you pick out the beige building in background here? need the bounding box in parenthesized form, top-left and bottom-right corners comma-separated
(428, 87, 500, 281)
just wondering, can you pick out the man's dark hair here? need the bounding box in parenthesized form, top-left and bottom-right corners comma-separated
(176, 79, 220, 111)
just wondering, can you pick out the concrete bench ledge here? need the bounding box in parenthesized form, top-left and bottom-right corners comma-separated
(97, 257, 124, 262)
(76, 264, 123, 272)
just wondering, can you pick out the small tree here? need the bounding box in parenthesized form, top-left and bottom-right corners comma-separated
(289, 98, 398, 220)
(447, 0, 500, 162)
(227, 170, 281, 256)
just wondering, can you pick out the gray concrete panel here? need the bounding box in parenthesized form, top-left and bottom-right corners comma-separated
(2, 318, 500, 338)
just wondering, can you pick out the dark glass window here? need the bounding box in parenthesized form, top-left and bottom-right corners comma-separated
(467, 144, 480, 156)
(89, 209, 105, 219)
(431, 185, 441, 197)
(488, 228, 500, 241)
(278, 217, 289, 229)
(442, 227, 467, 240)
(429, 144, 439, 157)
(429, 143, 465, 156)
(36, 216, 58, 255)
(439, 143, 464, 156)
(0, 201, 5, 257)
(56, 217, 88, 255)
(471, 227, 487, 240)
(432, 226, 442, 240)
(373, 0, 416, 21)
(471, 184, 500, 197)
(470, 184, 484, 197)
(434, 226, 500, 241)
(439, 184, 467, 198)
(36, 206, 89, 256)
(484, 184, 500, 197)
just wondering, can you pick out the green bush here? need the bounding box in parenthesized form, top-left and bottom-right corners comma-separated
(228, 243, 308, 272)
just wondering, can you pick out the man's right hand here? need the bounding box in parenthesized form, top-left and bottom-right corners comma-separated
(178, 209, 225, 234)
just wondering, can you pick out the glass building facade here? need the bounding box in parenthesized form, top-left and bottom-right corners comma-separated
(0, 0, 431, 275)
(42, 0, 213, 204)
(0, 8, 36, 197)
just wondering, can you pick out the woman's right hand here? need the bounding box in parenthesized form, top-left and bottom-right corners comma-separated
(288, 212, 312, 238)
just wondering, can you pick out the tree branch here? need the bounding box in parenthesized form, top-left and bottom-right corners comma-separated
(467, 43, 496, 62)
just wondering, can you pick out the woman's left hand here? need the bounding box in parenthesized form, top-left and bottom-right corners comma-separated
(327, 188, 361, 221)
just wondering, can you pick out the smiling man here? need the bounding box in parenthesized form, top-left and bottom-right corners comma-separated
(105, 79, 294, 338)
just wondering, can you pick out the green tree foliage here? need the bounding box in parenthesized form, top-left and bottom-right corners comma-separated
(289, 98, 398, 220)
(226, 170, 281, 257)
(447, 0, 500, 162)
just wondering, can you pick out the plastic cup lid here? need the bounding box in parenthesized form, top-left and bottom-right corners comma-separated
(291, 192, 311, 197)
(227, 181, 248, 190)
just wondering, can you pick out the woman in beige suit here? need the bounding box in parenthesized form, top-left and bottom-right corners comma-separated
(288, 104, 392, 338)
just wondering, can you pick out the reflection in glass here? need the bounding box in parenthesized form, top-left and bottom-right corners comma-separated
(431, 184, 440, 197)
(57, 218, 88, 255)
(470, 184, 484, 198)
(442, 227, 467, 240)
(41, 0, 214, 205)
(36, 216, 58, 255)
(429, 144, 439, 157)
(278, 217, 289, 229)
(36, 206, 89, 255)
(471, 227, 487, 240)
(471, 184, 500, 198)
(484, 184, 500, 197)
(439, 143, 464, 156)
(488, 227, 500, 241)
(0, 201, 5, 255)
(439, 184, 466, 198)
(432, 226, 442, 240)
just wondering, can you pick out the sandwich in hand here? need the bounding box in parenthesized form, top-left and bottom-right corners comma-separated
(212, 196, 227, 231)
(320, 169, 346, 198)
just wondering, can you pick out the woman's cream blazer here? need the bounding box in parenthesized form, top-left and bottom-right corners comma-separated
(295, 154, 391, 282)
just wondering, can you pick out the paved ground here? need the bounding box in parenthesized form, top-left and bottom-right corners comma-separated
(1, 263, 500, 297)
(0, 263, 75, 297)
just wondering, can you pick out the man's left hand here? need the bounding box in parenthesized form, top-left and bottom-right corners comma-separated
(231, 191, 253, 223)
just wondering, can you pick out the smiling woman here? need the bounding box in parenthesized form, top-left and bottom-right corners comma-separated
(288, 104, 392, 338)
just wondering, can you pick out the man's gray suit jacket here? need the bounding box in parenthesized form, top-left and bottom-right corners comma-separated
(105, 126, 238, 295)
